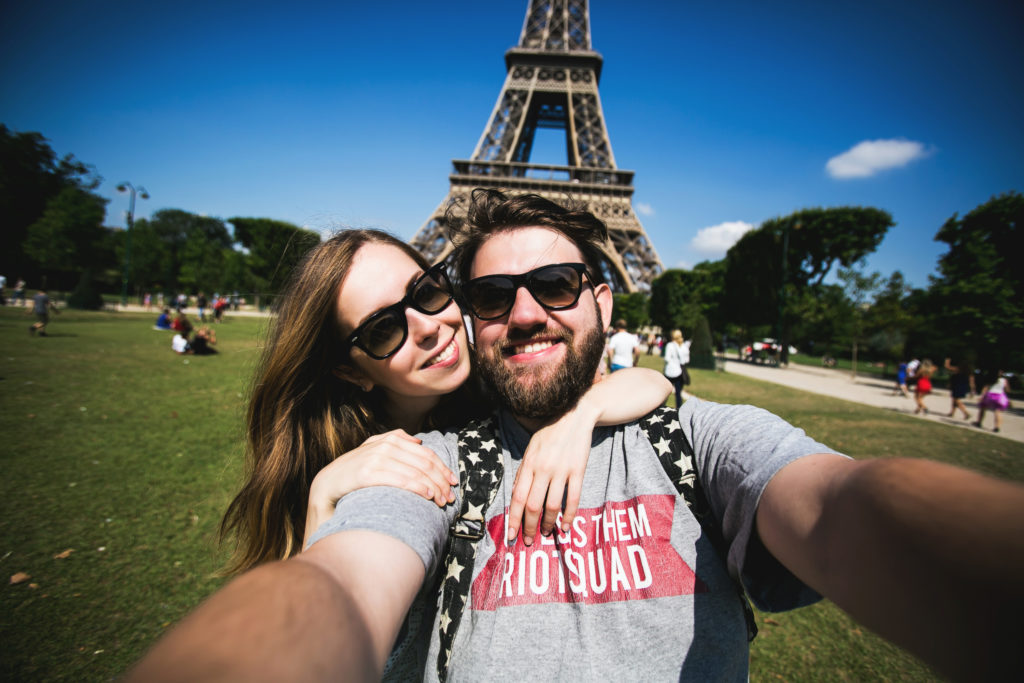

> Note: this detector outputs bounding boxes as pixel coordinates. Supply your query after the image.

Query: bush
[690,316,716,369]
[67,269,104,310]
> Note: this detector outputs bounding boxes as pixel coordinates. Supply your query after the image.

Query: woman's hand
[507,405,596,546]
[302,430,457,548]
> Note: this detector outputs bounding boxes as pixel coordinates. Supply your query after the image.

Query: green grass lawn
[2,310,1019,681]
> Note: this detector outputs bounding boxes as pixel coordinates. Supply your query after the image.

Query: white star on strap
[654,437,672,456]
[464,502,484,522]
[446,558,465,581]
[648,412,663,424]
[667,418,681,432]
[466,451,482,465]
[480,439,496,451]
[439,610,452,633]
[463,430,479,439]
[674,454,693,472]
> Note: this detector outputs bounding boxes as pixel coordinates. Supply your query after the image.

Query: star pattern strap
[639,405,758,641]
[437,416,503,682]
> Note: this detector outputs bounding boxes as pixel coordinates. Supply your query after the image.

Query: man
[129,190,1023,682]
[607,318,639,371]
[29,288,58,336]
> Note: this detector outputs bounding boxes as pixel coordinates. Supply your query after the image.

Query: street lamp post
[117,182,149,307]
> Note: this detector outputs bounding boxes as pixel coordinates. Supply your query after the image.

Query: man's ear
[333,364,374,393]
[594,282,614,329]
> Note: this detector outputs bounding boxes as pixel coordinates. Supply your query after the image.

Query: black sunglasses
[463,262,591,321]
[342,263,454,360]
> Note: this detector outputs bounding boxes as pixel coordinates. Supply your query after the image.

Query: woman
[975,370,1011,433]
[913,359,936,415]
[662,329,691,408]
[220,229,670,679]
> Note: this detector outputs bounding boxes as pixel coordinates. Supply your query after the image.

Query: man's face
[469,226,613,425]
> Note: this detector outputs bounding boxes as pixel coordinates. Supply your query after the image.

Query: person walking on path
[913,359,935,415]
[976,371,1012,433]
[28,289,59,336]
[606,318,639,372]
[663,329,692,407]
[945,357,975,420]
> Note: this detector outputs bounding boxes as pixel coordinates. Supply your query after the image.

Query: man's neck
[510,413,551,434]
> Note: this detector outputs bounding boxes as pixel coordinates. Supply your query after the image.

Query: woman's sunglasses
[342,263,454,360]
[463,262,591,321]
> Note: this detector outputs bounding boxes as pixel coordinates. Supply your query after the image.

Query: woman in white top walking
[662,329,692,407]
[975,370,1012,433]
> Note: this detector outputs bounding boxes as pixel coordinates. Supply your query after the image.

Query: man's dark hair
[447,189,609,286]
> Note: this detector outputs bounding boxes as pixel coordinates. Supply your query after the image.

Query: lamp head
[139,188,150,200]
[116,183,127,193]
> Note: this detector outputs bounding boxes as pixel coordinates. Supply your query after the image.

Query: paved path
[718,354,1023,444]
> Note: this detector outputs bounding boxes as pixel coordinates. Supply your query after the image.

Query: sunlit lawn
[1,309,1019,681]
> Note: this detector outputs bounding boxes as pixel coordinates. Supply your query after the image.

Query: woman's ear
[333,364,374,392]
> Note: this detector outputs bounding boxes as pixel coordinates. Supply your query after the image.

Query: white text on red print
[472,494,706,610]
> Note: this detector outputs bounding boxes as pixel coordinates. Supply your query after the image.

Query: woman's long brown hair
[219,229,465,575]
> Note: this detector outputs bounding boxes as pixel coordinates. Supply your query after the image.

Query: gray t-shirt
[311,399,841,681]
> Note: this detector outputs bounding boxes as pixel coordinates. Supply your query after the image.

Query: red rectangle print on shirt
[472,494,706,610]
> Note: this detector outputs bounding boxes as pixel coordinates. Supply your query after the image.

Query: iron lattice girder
[410,0,664,292]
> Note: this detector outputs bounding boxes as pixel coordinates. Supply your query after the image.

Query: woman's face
[336,241,470,402]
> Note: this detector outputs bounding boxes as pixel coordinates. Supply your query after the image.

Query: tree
[837,266,883,377]
[1,124,99,280]
[23,186,110,295]
[929,192,1024,371]
[230,217,321,305]
[863,272,913,370]
[132,209,233,296]
[649,261,724,339]
[722,206,894,362]
[612,292,648,331]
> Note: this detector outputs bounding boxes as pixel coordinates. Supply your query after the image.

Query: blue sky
[3,0,1021,289]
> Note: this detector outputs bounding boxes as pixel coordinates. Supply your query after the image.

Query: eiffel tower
[410,0,663,292]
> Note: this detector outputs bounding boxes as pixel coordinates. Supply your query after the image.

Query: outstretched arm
[125,530,424,682]
[507,367,671,546]
[757,455,1024,681]
[303,430,457,546]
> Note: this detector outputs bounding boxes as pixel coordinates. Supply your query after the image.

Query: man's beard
[475,311,606,421]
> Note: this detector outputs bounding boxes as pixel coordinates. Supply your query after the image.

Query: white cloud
[635,202,654,216]
[690,221,756,256]
[826,138,928,179]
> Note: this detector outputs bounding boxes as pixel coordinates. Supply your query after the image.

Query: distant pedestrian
[606,319,639,372]
[12,278,26,306]
[143,292,152,310]
[0,274,6,305]
[975,371,1011,433]
[28,289,59,336]
[197,292,208,322]
[663,329,692,408]
[894,360,911,397]
[944,357,975,420]
[913,359,935,415]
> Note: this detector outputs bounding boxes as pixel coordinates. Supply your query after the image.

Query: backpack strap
[638,405,758,641]
[436,416,504,683]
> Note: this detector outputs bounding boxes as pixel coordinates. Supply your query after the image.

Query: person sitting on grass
[171,331,190,355]
[171,312,193,335]
[190,327,218,355]
[155,308,173,330]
